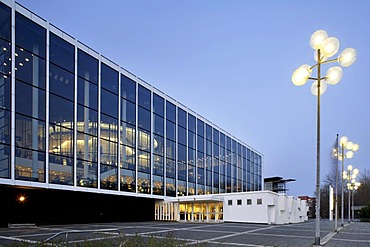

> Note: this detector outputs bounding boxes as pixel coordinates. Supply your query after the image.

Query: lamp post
[338,137,359,226]
[343,166,359,223]
[292,30,356,246]
[350,181,361,221]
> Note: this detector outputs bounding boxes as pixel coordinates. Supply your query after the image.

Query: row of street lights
[291,30,357,246]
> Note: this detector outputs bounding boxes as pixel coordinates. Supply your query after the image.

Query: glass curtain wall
[137,85,151,194]
[14,12,46,182]
[76,49,98,188]
[100,63,119,190]
[48,33,75,185]
[187,114,196,196]
[165,101,176,197]
[196,119,205,195]
[1,1,263,193]
[0,2,11,178]
[205,124,212,194]
[212,129,219,194]
[177,108,187,196]
[120,75,136,192]
[152,93,164,195]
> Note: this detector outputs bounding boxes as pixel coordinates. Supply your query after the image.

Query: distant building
[264,176,296,195]
[299,196,316,219]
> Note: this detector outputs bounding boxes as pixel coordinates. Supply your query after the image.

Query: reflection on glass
[166,178,175,197]
[120,169,135,192]
[153,175,164,195]
[15,147,45,182]
[0,144,10,178]
[138,172,150,194]
[77,160,97,188]
[49,154,72,185]
[100,164,117,190]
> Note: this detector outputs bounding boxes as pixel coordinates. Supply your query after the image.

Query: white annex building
[155,191,308,224]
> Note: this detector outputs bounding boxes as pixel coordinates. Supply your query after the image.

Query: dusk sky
[16,0,370,197]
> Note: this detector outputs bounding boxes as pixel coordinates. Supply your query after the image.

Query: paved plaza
[0,220,369,246]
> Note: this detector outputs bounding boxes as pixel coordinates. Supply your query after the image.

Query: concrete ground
[0,219,369,246]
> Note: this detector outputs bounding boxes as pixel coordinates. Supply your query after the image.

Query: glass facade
[0,1,263,197]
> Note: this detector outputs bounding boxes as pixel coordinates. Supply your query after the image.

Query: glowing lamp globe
[346,151,354,159]
[326,66,343,85]
[321,37,340,58]
[346,141,354,150]
[339,136,348,146]
[347,164,353,171]
[311,80,327,96]
[310,30,328,49]
[338,48,357,67]
[352,143,359,152]
[292,64,311,86]
[353,168,359,175]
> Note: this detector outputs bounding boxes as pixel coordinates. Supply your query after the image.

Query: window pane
[15,47,46,89]
[153,155,164,176]
[100,164,117,190]
[120,144,135,170]
[153,93,164,117]
[166,120,175,140]
[15,114,45,151]
[138,107,150,131]
[77,132,97,162]
[101,63,118,94]
[101,114,118,144]
[49,154,73,185]
[188,114,196,133]
[49,123,73,158]
[154,115,164,136]
[0,3,11,41]
[166,139,175,159]
[77,105,98,135]
[121,74,136,103]
[120,169,135,192]
[153,134,164,156]
[49,93,73,125]
[77,160,97,188]
[16,147,45,182]
[101,88,118,118]
[138,129,150,151]
[0,110,10,145]
[178,126,186,145]
[50,32,75,72]
[100,139,118,165]
[121,99,135,125]
[166,101,176,123]
[138,172,150,194]
[188,131,195,149]
[15,12,46,58]
[166,159,176,178]
[15,80,46,120]
[0,144,10,178]
[121,122,135,147]
[178,108,186,128]
[77,77,98,109]
[197,119,204,137]
[138,150,150,173]
[49,63,74,101]
[166,178,176,197]
[78,49,98,84]
[138,85,150,110]
[153,175,164,195]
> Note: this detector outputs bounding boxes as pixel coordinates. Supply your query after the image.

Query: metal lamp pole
[292,30,357,245]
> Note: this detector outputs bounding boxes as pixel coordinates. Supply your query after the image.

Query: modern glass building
[0,0,262,225]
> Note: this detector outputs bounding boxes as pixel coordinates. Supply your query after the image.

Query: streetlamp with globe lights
[338,136,359,226]
[343,165,359,223]
[292,30,356,245]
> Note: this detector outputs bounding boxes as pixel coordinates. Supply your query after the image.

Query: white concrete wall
[221,191,308,225]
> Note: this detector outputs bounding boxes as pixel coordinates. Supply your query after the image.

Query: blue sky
[16,0,370,196]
